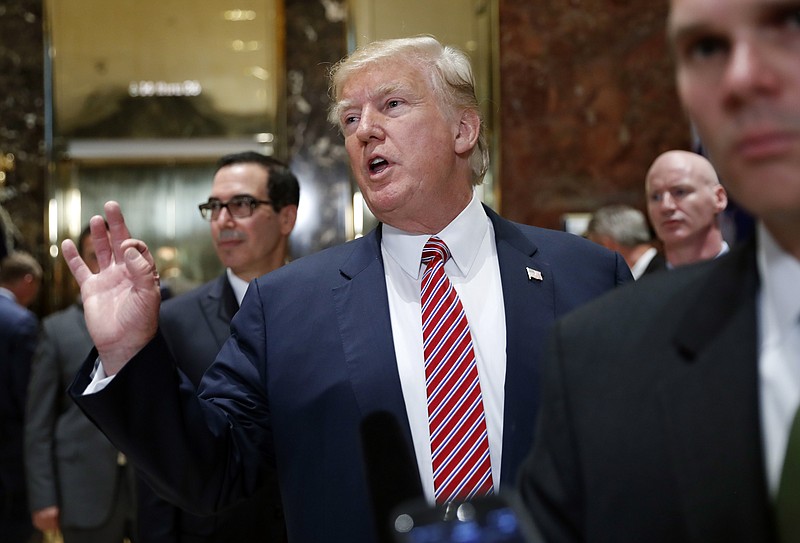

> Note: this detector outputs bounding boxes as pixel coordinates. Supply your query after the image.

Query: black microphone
[360,410,425,543]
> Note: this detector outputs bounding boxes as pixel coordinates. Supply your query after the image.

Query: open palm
[62,201,161,374]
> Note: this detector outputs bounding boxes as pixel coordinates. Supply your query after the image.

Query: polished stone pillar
[0,0,46,313]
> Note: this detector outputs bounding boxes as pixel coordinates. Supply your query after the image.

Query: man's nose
[355,106,385,141]
[659,193,676,211]
[721,39,780,104]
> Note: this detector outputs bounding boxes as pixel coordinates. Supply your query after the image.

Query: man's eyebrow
[667,19,708,48]
[334,81,411,119]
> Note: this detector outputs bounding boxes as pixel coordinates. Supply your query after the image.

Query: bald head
[646,150,719,190]
[645,150,728,266]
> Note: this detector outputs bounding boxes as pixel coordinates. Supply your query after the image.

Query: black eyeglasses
[198,195,272,221]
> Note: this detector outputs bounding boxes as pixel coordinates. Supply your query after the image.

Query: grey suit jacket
[25,303,132,528]
[519,238,777,542]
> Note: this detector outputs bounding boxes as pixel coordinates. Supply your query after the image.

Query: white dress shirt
[630,246,658,280]
[758,223,800,497]
[381,192,506,503]
[226,268,249,306]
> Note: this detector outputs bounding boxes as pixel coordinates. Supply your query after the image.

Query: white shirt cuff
[83,357,115,394]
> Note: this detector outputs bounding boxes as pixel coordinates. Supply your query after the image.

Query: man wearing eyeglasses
[137,151,297,543]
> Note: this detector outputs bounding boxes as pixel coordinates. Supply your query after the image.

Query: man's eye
[343,115,358,125]
[230,198,251,210]
[387,99,401,109]
[686,36,728,60]
[777,7,800,30]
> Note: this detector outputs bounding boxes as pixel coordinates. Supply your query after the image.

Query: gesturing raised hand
[61,201,161,375]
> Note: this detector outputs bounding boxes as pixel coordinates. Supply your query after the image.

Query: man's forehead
[338,59,428,99]
[666,0,721,40]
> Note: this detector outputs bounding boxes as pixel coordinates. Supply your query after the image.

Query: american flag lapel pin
[526,267,543,281]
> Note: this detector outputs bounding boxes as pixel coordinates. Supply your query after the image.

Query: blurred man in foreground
[520,0,800,541]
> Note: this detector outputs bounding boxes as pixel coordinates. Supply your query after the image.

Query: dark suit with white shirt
[519,238,778,542]
[71,206,630,542]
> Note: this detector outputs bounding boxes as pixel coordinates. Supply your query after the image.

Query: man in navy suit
[64,36,630,542]
[138,152,298,542]
[0,251,42,542]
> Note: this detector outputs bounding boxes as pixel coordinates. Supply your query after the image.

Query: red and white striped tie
[420,236,493,504]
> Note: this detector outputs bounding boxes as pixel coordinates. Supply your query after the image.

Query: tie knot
[422,236,450,266]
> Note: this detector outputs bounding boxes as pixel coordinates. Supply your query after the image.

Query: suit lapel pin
[526,267,543,281]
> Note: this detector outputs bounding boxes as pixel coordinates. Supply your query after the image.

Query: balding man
[645,149,728,268]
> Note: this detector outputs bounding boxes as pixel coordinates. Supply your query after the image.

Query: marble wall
[498,0,690,229]
[0,0,46,313]
[0,0,45,259]
[0,0,690,313]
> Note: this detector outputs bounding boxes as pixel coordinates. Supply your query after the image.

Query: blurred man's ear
[714,184,728,214]
[278,205,298,236]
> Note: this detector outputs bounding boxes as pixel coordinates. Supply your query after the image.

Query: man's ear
[454,108,480,155]
[278,205,298,236]
[714,184,728,214]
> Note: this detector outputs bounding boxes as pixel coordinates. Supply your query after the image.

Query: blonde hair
[328,36,489,184]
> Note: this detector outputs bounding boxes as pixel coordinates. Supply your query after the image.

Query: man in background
[138,151,298,542]
[25,225,137,543]
[645,149,729,267]
[0,251,42,542]
[586,204,665,279]
[520,0,800,541]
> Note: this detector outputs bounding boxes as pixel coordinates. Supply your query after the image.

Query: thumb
[123,244,158,289]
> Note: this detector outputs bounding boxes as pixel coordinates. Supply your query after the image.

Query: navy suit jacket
[71,207,630,542]
[138,275,286,542]
[0,294,38,533]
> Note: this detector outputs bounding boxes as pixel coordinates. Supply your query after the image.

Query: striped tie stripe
[421,236,494,504]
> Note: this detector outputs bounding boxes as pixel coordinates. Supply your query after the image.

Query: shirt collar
[758,222,800,334]
[226,268,250,306]
[382,192,489,280]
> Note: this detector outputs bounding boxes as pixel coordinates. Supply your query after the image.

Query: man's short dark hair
[0,251,43,284]
[215,151,300,212]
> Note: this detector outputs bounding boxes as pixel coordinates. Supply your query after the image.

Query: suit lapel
[659,240,775,540]
[486,207,555,487]
[199,274,238,348]
[331,228,410,434]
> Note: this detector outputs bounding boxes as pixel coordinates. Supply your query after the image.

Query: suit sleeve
[24,320,61,512]
[69,289,274,516]
[518,320,585,543]
[11,314,37,417]
[614,252,634,286]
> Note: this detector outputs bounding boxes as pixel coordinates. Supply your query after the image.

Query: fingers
[104,201,133,266]
[90,214,113,269]
[61,239,92,287]
[121,239,159,289]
